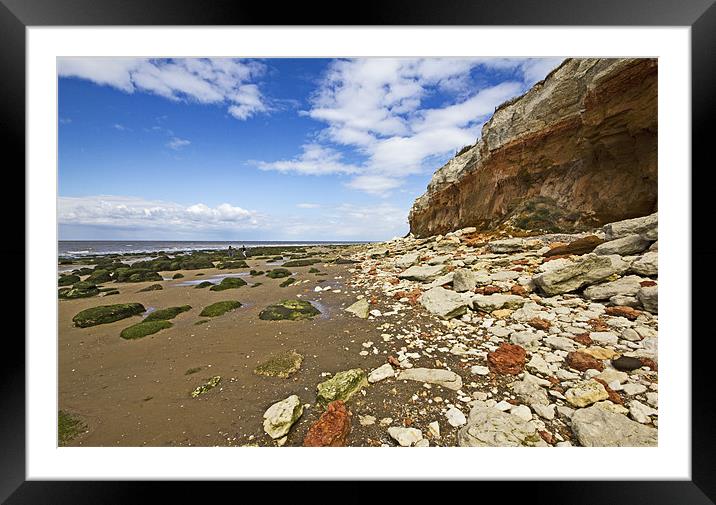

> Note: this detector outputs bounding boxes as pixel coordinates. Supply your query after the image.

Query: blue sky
[58,57,563,241]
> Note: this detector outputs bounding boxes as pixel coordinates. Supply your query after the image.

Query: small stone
[565,380,610,407]
[445,407,467,427]
[263,395,304,439]
[487,343,527,375]
[428,421,441,439]
[359,415,376,426]
[470,365,490,376]
[566,351,605,372]
[510,404,532,421]
[345,298,370,318]
[368,363,395,384]
[612,356,643,372]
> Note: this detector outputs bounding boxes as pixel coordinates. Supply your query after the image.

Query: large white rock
[571,404,657,446]
[638,285,658,313]
[630,251,658,276]
[532,254,626,296]
[445,407,467,427]
[398,265,445,282]
[397,368,463,390]
[472,293,527,311]
[388,427,423,447]
[603,212,657,241]
[395,252,420,269]
[345,298,370,318]
[593,234,651,256]
[452,269,477,292]
[368,363,395,384]
[457,405,547,447]
[584,275,643,300]
[420,286,471,319]
[263,395,304,439]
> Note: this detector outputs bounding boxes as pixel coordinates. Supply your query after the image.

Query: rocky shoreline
[284,211,658,447]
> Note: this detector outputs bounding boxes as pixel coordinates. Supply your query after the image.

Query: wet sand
[59,254,418,447]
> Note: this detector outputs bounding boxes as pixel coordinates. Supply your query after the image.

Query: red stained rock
[566,351,605,372]
[572,333,594,346]
[594,378,623,405]
[487,343,527,375]
[510,284,528,296]
[388,356,401,367]
[543,235,604,257]
[605,306,641,321]
[588,318,610,332]
[303,400,351,447]
[640,280,657,287]
[477,285,503,295]
[538,430,554,444]
[527,317,552,331]
[639,357,658,371]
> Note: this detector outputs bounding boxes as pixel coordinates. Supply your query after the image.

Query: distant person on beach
[227,245,235,257]
[241,245,247,258]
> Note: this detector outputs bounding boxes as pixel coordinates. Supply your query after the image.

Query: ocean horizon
[58,239,372,258]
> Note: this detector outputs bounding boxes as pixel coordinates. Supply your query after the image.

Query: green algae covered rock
[279,277,296,287]
[190,376,221,397]
[217,260,249,269]
[138,283,163,292]
[143,305,191,322]
[258,300,320,321]
[120,320,172,340]
[85,268,112,283]
[254,350,304,378]
[199,300,242,317]
[114,268,162,283]
[58,274,80,286]
[282,258,319,267]
[172,273,185,279]
[316,369,368,407]
[59,282,100,299]
[72,303,145,328]
[265,268,291,279]
[58,410,86,445]
[209,277,247,291]
[195,281,213,289]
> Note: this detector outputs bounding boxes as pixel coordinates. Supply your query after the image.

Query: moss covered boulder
[120,320,172,340]
[316,369,368,407]
[143,305,191,322]
[249,270,264,276]
[172,273,185,279]
[138,283,163,292]
[266,268,291,279]
[114,268,162,283]
[258,300,320,321]
[85,268,112,283]
[72,303,145,328]
[59,281,100,299]
[279,277,296,288]
[58,274,80,286]
[217,260,249,269]
[195,281,213,289]
[308,267,321,274]
[209,277,247,291]
[254,350,304,378]
[199,300,242,317]
[282,258,319,267]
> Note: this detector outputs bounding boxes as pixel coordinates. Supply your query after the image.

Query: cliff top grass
[258,299,320,321]
[120,320,172,340]
[73,303,145,328]
[58,410,86,446]
[217,260,249,269]
[143,305,192,322]
[199,300,242,317]
[209,277,247,291]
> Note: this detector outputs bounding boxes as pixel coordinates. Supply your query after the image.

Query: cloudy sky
[58,57,563,241]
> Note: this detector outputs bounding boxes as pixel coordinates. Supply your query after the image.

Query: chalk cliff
[408,58,657,237]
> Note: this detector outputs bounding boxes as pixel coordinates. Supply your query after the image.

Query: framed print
[5,0,715,502]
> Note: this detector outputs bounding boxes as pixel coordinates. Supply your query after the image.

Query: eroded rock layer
[409,58,657,237]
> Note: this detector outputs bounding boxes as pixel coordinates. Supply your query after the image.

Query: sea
[58,240,368,259]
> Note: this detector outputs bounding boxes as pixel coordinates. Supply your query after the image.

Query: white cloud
[113,123,130,131]
[58,195,260,232]
[166,137,191,150]
[58,58,269,120]
[253,144,360,175]
[296,203,321,209]
[258,57,563,194]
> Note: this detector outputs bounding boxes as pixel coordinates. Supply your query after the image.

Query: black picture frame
[5,0,714,503]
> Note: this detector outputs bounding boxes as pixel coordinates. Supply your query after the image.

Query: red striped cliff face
[408,58,657,237]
